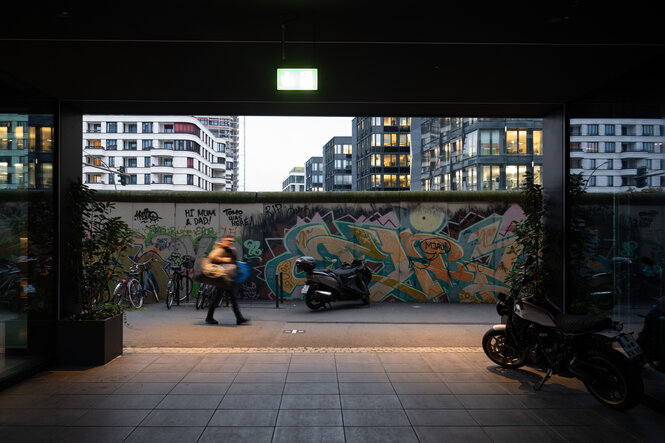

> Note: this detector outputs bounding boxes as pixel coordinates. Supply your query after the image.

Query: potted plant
[56,180,132,366]
[506,171,547,300]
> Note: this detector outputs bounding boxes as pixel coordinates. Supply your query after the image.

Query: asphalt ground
[123,300,498,349]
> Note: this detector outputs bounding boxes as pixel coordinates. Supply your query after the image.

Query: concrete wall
[111,194,524,303]
[108,192,665,304]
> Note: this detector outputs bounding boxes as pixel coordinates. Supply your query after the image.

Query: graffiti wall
[111,199,525,303]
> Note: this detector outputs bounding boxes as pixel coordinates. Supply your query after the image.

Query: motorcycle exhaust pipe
[314,290,333,302]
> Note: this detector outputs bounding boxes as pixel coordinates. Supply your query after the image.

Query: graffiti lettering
[134,208,162,224]
[223,208,250,226]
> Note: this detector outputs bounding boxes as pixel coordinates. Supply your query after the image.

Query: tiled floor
[0,350,663,442]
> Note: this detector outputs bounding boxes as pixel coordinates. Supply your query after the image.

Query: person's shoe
[236,317,250,325]
[205,318,218,324]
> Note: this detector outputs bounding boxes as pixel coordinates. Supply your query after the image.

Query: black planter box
[56,314,123,366]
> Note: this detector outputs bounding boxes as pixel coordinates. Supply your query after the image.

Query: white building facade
[82,115,235,191]
[570,119,665,192]
[282,166,305,192]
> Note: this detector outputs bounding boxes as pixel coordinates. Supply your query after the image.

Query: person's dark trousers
[206,287,223,322]
[228,283,244,321]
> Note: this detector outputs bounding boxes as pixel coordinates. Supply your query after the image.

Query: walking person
[205,235,250,325]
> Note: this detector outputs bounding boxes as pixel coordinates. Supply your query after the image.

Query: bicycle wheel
[128,279,143,308]
[179,276,192,302]
[196,284,206,309]
[112,282,126,305]
[166,280,175,309]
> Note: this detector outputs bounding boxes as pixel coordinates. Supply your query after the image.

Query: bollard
[280,272,284,304]
[275,273,280,308]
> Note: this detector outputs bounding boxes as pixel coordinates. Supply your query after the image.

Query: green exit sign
[277,68,318,90]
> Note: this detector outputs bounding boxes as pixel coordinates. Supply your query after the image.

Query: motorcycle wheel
[305,290,325,310]
[482,329,527,368]
[581,349,643,411]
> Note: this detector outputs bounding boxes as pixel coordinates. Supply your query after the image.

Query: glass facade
[567,117,665,349]
[0,113,55,385]
[420,118,543,191]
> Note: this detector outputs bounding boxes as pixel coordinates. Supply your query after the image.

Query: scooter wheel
[305,292,325,310]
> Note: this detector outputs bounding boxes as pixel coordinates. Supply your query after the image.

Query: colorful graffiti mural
[110,200,525,303]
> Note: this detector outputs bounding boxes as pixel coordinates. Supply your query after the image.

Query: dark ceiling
[2,1,665,116]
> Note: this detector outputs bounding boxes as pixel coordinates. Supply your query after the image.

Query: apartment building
[323,136,353,191]
[82,115,234,191]
[420,118,544,191]
[282,166,305,192]
[305,156,324,192]
[354,117,411,191]
[569,119,665,192]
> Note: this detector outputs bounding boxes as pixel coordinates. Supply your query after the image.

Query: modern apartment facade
[305,156,323,192]
[0,114,53,189]
[420,118,544,191]
[323,136,353,191]
[282,166,305,192]
[194,116,240,191]
[569,119,665,192]
[82,115,234,192]
[354,117,411,191]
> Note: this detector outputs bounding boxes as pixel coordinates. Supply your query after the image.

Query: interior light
[277,68,318,91]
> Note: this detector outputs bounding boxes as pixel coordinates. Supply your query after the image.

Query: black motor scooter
[295,256,372,310]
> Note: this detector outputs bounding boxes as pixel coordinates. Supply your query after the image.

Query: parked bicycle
[195,282,226,310]
[166,262,193,309]
[133,256,159,305]
[113,267,142,308]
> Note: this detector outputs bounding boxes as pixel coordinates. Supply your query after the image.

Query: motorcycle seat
[555,313,612,333]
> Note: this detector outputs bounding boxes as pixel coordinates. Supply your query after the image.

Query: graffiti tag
[134,208,162,224]
[223,208,251,226]
[243,239,263,261]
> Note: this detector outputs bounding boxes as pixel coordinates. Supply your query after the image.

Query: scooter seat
[555,313,612,333]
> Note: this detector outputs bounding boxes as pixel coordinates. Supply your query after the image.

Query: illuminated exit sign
[277,68,318,90]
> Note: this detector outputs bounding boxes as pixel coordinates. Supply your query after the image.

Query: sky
[239,116,354,191]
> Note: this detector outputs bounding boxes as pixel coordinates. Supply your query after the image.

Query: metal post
[275,273,280,308]
[280,272,284,304]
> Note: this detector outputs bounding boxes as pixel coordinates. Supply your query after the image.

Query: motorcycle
[482,274,645,410]
[637,296,665,373]
[295,256,372,310]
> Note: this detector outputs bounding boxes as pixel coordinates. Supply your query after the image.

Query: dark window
[163,157,173,167]
[644,142,655,152]
[163,141,174,150]
[142,139,153,150]
[124,140,137,150]
[87,123,101,133]
[164,175,173,184]
[124,123,137,133]
[144,173,151,184]
[125,158,137,168]
[587,124,599,136]
[106,122,117,133]
[142,122,153,133]
[604,124,615,136]
[108,157,115,167]
[604,142,615,153]
[129,174,137,184]
[106,139,117,150]
[187,174,194,185]
[587,142,599,153]
[144,157,151,167]
[163,124,174,133]
[187,157,194,168]
[643,125,654,136]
